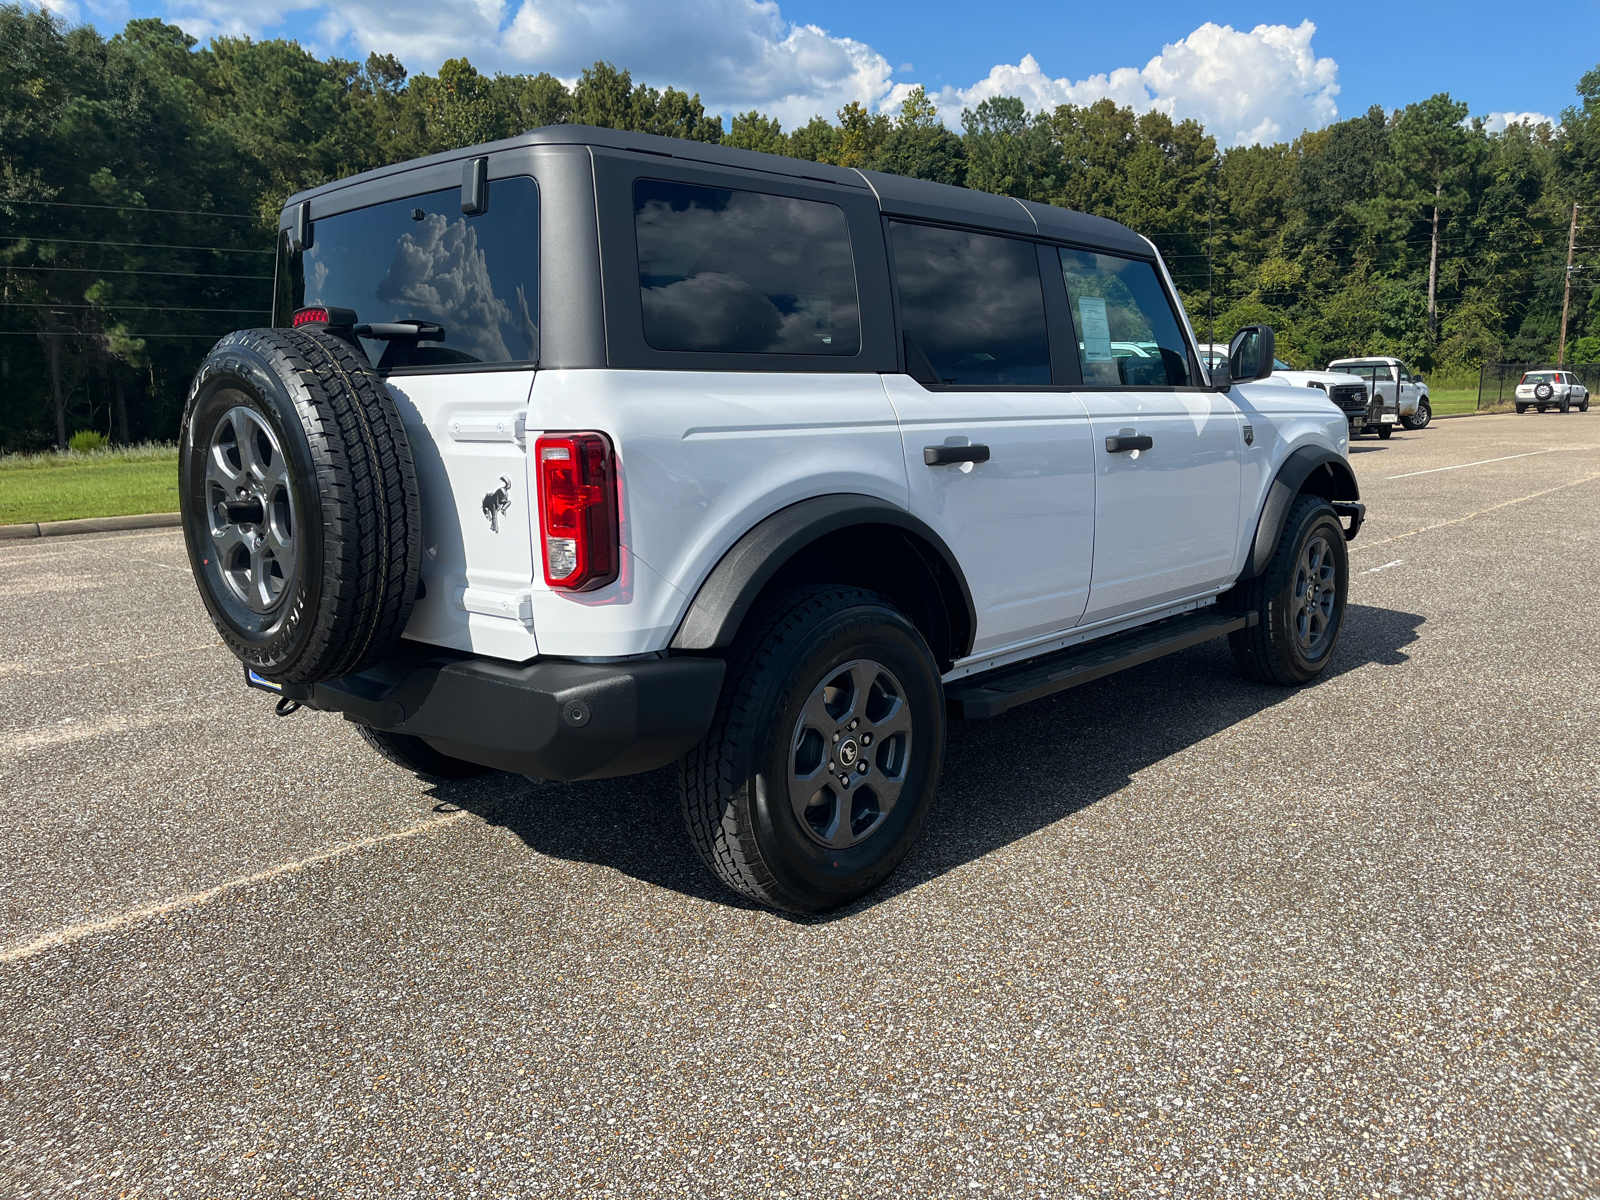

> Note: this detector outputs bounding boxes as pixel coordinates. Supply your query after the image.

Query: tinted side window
[890,222,1051,387]
[1058,248,1194,387]
[633,179,860,355]
[276,178,539,368]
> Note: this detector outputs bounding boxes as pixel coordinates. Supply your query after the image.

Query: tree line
[2,2,1597,450]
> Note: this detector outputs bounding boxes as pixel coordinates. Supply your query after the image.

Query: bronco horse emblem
[482,476,512,533]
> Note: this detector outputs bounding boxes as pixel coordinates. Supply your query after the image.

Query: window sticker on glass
[1077,296,1113,363]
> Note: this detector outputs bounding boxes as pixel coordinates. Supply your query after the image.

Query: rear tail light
[535,432,619,591]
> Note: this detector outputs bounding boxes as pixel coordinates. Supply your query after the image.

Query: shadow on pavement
[440,603,1424,917]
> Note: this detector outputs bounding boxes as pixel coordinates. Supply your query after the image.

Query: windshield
[274,178,539,368]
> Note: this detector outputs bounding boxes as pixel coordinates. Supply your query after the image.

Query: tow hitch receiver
[243,665,309,715]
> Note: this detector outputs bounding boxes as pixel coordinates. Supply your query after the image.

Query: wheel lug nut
[857,762,868,774]
[827,761,834,772]
[849,719,859,730]
[832,733,840,743]
[860,734,872,746]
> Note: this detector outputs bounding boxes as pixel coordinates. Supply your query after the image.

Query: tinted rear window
[633,179,860,355]
[890,222,1051,387]
[275,178,539,367]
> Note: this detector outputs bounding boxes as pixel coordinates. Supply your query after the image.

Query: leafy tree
[963,96,1055,200]
[725,111,789,155]
[1386,93,1482,339]
[875,86,965,185]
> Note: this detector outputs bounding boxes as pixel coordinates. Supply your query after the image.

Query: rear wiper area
[353,320,450,370]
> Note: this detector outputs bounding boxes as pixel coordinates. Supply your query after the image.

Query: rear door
[1056,247,1243,624]
[885,221,1096,656]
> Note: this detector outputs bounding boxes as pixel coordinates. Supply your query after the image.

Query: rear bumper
[288,645,725,781]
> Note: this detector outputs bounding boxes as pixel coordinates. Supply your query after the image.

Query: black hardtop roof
[281,124,1151,257]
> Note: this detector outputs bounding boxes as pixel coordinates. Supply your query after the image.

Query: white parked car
[179,127,1364,913]
[1198,344,1389,437]
[1514,370,1590,414]
[1326,357,1432,430]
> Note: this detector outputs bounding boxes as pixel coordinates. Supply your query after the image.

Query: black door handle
[924,444,991,466]
[1105,435,1153,454]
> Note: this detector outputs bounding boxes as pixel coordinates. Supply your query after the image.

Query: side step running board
[945,608,1259,719]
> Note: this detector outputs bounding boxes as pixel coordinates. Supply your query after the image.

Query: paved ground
[1,413,1597,1198]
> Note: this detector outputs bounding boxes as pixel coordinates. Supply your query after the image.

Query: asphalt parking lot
[2,413,1597,1198]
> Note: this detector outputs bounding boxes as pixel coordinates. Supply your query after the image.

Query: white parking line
[0,811,472,963]
[1387,450,1558,479]
[1352,472,1600,552]
[1364,559,1405,574]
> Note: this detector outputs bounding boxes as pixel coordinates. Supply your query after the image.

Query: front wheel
[1377,424,1394,439]
[1402,399,1432,429]
[680,586,946,913]
[1226,495,1349,686]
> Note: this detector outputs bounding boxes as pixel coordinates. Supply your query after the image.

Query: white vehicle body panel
[884,374,1096,654]
[1075,389,1243,623]
[386,371,542,662]
[517,369,908,659]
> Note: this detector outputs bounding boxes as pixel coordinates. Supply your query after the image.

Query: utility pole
[1206,159,1215,347]
[1558,202,1579,367]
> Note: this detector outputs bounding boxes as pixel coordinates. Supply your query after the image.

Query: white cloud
[1483,110,1556,133]
[134,1,1344,147]
[933,21,1340,147]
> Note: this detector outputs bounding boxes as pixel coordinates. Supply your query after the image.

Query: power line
[1,199,260,220]
[0,236,274,255]
[3,266,272,280]
[1,302,272,313]
[0,331,240,338]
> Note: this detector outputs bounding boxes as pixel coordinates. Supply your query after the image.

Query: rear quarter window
[275,177,539,368]
[633,179,860,356]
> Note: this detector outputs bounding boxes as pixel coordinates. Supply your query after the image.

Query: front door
[1055,247,1243,624]
[887,222,1097,655]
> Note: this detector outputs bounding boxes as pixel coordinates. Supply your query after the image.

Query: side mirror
[1224,325,1276,386]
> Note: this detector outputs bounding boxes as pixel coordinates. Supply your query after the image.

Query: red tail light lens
[292,307,329,327]
[535,432,619,591]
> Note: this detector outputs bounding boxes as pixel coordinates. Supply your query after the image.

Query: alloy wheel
[206,405,296,613]
[1292,534,1337,657]
[788,659,913,849]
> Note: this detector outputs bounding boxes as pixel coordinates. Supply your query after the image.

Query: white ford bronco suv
[180,127,1364,912]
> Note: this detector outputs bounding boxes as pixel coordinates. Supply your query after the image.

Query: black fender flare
[1241,446,1360,580]
[668,494,977,657]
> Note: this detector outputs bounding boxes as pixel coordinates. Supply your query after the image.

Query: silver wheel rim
[788,658,913,850]
[1292,534,1337,656]
[206,405,296,614]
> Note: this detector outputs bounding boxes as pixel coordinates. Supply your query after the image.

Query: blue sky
[46,0,1600,145]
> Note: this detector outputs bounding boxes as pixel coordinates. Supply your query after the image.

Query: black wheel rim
[788,658,913,850]
[1292,535,1338,657]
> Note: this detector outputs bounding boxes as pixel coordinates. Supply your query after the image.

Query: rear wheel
[1560,397,1572,413]
[1516,404,1528,414]
[1582,398,1591,413]
[1402,399,1432,429]
[680,586,945,913]
[1227,495,1349,687]
[354,725,488,779]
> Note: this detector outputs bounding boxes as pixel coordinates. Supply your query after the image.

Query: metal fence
[1478,363,1600,409]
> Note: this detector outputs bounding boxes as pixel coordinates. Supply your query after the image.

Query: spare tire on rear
[179,327,421,685]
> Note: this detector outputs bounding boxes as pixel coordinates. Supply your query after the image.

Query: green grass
[1428,389,1481,416]
[0,443,179,524]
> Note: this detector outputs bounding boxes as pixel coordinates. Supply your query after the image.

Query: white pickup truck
[1327,357,1432,430]
[178,126,1364,912]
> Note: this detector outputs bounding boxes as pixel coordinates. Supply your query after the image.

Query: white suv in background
[1515,370,1590,414]
[179,126,1364,913]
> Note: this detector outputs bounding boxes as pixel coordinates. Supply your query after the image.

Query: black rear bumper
[289,645,725,781]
